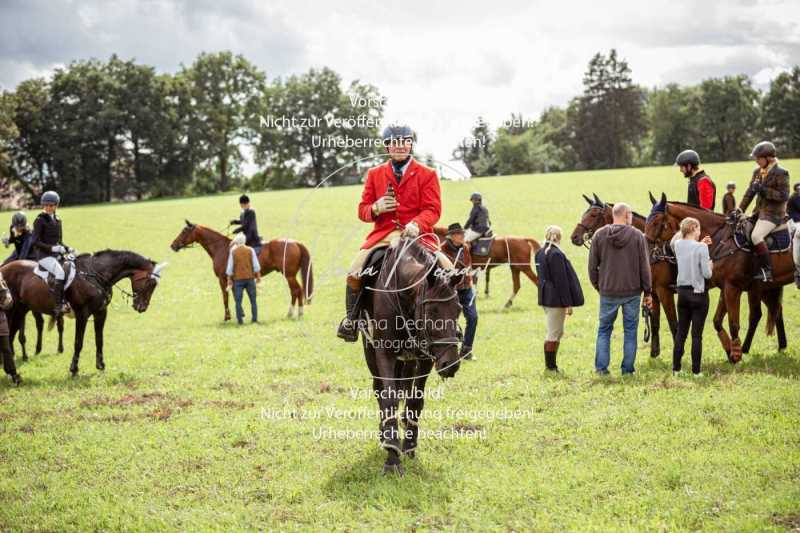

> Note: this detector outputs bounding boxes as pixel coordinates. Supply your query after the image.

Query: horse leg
[741,290,761,354]
[712,292,732,356]
[504,268,521,309]
[70,312,89,376]
[219,277,231,321]
[484,267,491,297]
[649,290,662,357]
[33,312,43,355]
[1,336,20,385]
[17,314,27,362]
[57,316,64,353]
[286,275,301,319]
[776,306,787,351]
[375,353,404,476]
[402,359,432,458]
[93,308,107,370]
[724,287,743,363]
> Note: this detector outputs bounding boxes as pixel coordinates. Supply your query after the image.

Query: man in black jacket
[231,194,262,256]
[31,191,73,317]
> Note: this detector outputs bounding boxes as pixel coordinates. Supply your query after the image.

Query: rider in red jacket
[676,150,716,210]
[337,124,446,342]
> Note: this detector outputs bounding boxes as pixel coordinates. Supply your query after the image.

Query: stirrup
[336,317,358,342]
[754,268,773,282]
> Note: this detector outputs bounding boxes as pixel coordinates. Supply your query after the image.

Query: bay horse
[358,237,463,475]
[644,194,791,362]
[0,273,21,385]
[433,226,540,308]
[570,193,677,357]
[2,257,64,360]
[170,221,314,320]
[1,250,166,376]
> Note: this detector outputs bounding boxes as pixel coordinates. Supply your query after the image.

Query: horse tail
[765,287,783,336]
[298,242,314,303]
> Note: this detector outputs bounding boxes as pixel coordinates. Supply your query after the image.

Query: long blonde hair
[543,225,562,254]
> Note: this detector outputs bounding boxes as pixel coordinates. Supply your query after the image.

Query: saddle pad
[470,237,494,256]
[33,261,76,289]
[734,227,792,254]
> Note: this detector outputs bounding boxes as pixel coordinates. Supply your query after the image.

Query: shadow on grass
[322,445,453,508]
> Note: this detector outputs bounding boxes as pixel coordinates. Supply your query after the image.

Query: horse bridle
[79,260,161,306]
[414,290,462,361]
[576,206,606,248]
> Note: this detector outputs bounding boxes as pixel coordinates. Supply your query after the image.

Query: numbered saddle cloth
[33,260,76,289]
[470,235,494,256]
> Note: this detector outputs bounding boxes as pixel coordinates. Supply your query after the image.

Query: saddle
[33,259,77,289]
[470,230,494,256]
[732,216,792,254]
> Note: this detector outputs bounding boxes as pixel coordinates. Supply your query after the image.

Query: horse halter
[414,289,462,361]
[576,206,605,248]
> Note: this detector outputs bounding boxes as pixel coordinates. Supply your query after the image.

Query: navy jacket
[788,192,800,222]
[535,245,584,308]
[3,227,34,264]
[465,204,491,234]
[231,208,261,248]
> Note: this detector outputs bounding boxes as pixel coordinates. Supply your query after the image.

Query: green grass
[1,160,799,531]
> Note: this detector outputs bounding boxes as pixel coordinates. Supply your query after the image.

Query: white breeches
[464,229,483,243]
[38,257,65,280]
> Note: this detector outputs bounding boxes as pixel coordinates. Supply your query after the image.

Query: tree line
[453,49,800,177]
[0,52,384,206]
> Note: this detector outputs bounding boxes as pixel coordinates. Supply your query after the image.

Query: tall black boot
[544,341,559,372]
[51,279,66,318]
[753,243,773,282]
[336,285,361,342]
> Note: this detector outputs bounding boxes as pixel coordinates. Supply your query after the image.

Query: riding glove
[402,221,420,238]
[51,245,66,254]
[372,195,398,216]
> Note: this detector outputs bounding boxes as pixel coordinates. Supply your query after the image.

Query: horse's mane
[379,239,445,293]
[78,249,155,269]
[196,224,230,240]
[658,200,726,220]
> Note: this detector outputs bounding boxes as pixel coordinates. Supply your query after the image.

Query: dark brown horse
[2,256,63,359]
[645,194,791,362]
[1,250,165,376]
[0,273,21,385]
[570,193,677,357]
[170,221,314,320]
[358,238,463,475]
[433,226,540,308]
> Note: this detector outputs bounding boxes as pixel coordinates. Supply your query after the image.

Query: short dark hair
[239,194,250,204]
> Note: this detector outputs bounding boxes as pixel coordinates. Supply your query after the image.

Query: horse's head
[388,239,464,378]
[645,192,674,243]
[130,262,167,313]
[571,193,611,246]
[170,220,198,251]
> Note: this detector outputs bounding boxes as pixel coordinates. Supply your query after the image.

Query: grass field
[1,160,799,531]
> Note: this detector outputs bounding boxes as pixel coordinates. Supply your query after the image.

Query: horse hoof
[22,355,28,363]
[12,374,21,386]
[503,301,512,309]
[70,367,78,377]
[96,362,105,371]
[58,347,64,354]
[404,449,416,459]
[382,463,404,477]
[650,348,660,358]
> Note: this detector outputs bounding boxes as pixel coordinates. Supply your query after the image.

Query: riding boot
[544,341,559,372]
[460,344,475,361]
[51,279,66,318]
[753,243,773,282]
[337,278,363,342]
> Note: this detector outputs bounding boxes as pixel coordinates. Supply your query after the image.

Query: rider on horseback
[734,141,791,283]
[2,212,34,264]
[337,124,451,342]
[676,150,716,210]
[31,191,73,317]
[464,192,491,243]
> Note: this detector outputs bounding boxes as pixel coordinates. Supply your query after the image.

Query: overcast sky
[1,0,798,168]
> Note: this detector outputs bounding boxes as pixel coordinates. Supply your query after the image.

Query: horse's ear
[184,219,194,228]
[582,194,593,205]
[660,192,667,205]
[593,193,601,205]
[649,191,657,205]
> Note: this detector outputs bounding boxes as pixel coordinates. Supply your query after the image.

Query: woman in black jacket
[534,226,584,372]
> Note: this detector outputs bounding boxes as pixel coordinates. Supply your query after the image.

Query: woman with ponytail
[534,225,584,372]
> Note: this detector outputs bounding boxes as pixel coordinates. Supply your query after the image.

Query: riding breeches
[464,229,482,243]
[38,256,65,280]
[751,219,778,246]
[348,230,454,280]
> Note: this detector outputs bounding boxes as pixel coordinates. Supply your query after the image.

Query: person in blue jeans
[225,233,261,324]
[440,223,478,361]
[588,203,652,375]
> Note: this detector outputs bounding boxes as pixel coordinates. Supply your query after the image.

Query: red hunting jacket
[358,158,442,251]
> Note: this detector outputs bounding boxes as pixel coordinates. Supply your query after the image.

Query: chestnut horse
[433,226,539,309]
[170,221,314,320]
[570,193,677,357]
[645,194,791,362]
[1,250,165,375]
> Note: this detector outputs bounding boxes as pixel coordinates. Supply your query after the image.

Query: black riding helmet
[675,149,700,167]
[750,141,777,159]
[11,211,27,227]
[382,124,415,146]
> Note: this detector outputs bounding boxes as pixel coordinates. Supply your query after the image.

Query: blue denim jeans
[233,279,257,323]
[458,287,478,349]
[595,294,640,374]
